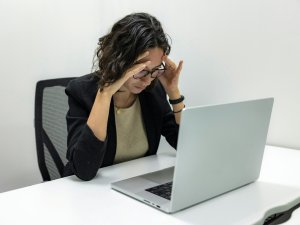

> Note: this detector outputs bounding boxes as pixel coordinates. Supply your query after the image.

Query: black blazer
[63,73,179,181]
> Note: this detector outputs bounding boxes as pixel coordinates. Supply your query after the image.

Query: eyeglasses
[133,63,165,79]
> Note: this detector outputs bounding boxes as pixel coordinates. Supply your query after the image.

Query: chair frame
[34,77,75,181]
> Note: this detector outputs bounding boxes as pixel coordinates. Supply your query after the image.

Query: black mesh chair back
[34,77,76,181]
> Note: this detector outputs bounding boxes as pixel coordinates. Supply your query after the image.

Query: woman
[63,12,185,181]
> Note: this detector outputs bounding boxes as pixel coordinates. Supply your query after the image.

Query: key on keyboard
[145,182,173,200]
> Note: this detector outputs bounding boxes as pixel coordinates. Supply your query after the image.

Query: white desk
[0,145,300,225]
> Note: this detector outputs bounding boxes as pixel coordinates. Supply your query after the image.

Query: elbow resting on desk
[64,146,106,181]
[65,157,101,181]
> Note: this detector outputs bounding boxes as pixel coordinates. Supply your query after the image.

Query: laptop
[111,98,274,213]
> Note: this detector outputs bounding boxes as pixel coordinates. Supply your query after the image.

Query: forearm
[167,89,184,124]
[87,90,112,141]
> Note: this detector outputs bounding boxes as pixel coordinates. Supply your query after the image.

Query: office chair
[34,77,76,181]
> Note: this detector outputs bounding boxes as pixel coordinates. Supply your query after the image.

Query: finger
[135,51,150,63]
[176,60,183,74]
[126,61,151,78]
[164,55,177,70]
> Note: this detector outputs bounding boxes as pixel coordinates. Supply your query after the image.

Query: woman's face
[122,47,164,94]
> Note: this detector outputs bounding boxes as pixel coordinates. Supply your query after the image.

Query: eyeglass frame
[133,62,166,79]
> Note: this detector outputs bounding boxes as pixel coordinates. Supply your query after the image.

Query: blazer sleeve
[161,111,179,149]
[155,83,179,149]
[65,79,108,181]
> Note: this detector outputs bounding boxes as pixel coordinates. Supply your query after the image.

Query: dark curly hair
[93,12,171,91]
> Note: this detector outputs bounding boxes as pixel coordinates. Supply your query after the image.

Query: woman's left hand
[158,55,183,97]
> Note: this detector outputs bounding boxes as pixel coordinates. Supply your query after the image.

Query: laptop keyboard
[145,182,173,200]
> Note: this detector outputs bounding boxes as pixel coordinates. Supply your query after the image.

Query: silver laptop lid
[170,98,274,212]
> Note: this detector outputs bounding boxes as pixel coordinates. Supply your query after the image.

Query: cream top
[113,97,149,164]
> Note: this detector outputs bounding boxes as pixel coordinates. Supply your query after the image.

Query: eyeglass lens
[134,64,165,79]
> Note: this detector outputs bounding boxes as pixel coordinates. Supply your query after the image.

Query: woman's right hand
[100,51,151,96]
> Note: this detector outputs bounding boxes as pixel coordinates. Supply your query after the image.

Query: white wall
[0,0,299,192]
[0,0,105,192]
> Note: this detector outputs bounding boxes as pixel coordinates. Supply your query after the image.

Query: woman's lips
[136,84,147,89]
[135,86,144,90]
